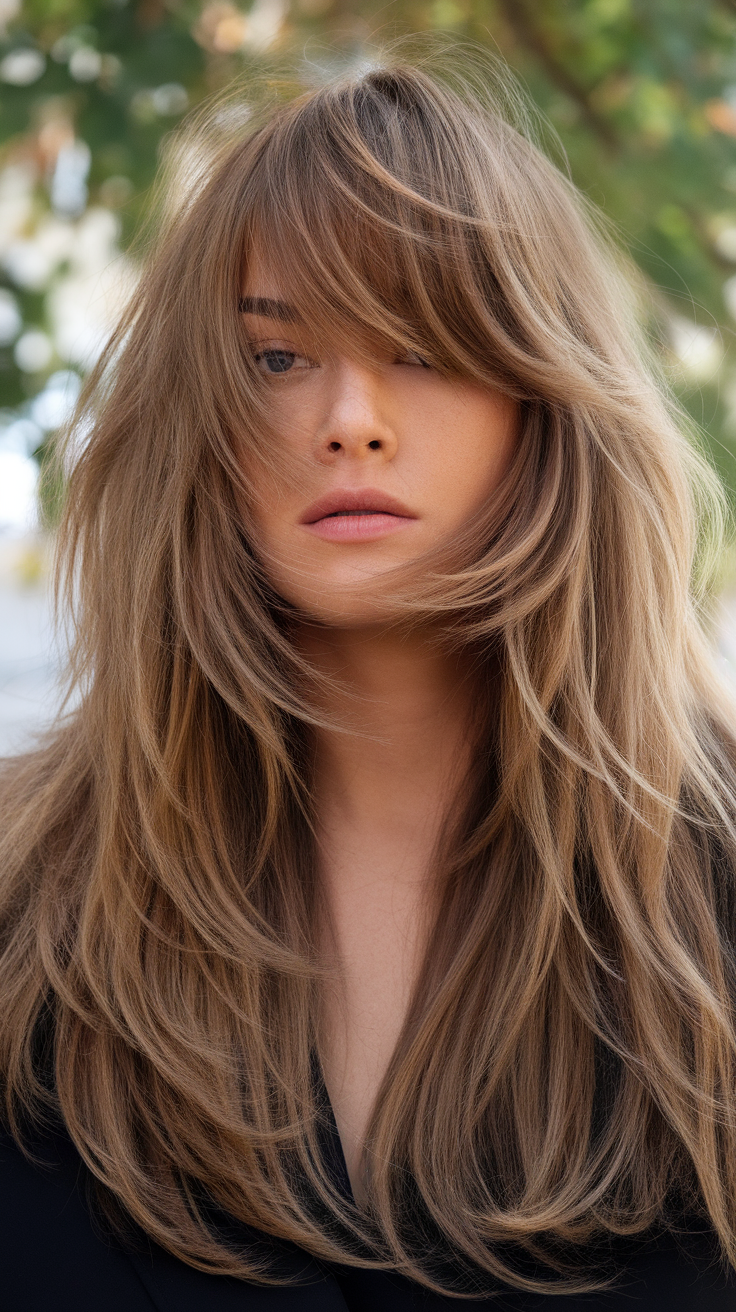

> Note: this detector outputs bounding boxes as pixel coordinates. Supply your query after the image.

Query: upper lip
[300,488,417,524]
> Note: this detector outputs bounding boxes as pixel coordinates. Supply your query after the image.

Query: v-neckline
[313,1056,356,1204]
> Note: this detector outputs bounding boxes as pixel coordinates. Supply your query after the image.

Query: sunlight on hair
[2,39,736,1299]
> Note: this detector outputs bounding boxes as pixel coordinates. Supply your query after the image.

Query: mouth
[299,488,418,542]
[322,509,383,517]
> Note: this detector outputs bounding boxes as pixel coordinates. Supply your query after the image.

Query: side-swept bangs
[239,65,639,408]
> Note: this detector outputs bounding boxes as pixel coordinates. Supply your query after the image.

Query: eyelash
[250,345,432,376]
[252,348,312,376]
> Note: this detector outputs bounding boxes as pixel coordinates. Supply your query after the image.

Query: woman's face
[241,256,519,627]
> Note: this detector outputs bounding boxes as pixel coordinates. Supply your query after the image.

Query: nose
[313,360,399,465]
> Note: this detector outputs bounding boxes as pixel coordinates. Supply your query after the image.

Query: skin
[241,254,519,1195]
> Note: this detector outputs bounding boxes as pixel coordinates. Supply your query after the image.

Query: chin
[272,575,407,629]
[295,596,403,629]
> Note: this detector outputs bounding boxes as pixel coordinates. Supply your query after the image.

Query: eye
[397,349,431,369]
[253,348,313,376]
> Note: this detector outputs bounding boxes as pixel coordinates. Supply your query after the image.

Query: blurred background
[2,0,736,752]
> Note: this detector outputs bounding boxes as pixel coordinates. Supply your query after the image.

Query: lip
[299,488,419,543]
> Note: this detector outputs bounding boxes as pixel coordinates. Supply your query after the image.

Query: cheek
[425,393,519,521]
[486,405,519,489]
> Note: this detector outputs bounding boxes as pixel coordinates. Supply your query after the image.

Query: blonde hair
[2,43,736,1296]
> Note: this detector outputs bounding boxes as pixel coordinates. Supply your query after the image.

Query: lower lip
[302,512,416,542]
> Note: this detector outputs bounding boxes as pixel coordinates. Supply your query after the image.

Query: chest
[317,838,433,1192]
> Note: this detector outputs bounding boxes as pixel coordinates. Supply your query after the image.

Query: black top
[1,1110,735,1312]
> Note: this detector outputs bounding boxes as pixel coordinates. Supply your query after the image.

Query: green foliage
[1,0,736,507]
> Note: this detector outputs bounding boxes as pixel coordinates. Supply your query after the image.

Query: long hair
[2,43,736,1295]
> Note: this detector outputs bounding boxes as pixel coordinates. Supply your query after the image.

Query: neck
[298,621,490,1194]
[300,622,483,862]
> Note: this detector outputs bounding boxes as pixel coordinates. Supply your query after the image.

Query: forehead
[240,243,314,336]
[239,239,392,363]
[241,244,285,301]
[237,221,487,383]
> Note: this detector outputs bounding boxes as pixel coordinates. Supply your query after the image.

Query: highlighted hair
[2,44,736,1294]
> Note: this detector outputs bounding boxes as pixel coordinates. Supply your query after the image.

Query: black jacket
[2,1119,735,1312]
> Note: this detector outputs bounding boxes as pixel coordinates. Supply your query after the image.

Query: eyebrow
[238,296,299,321]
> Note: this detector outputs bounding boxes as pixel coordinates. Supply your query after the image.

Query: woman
[1,46,735,1310]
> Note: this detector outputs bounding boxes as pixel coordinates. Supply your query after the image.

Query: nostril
[368,440,381,450]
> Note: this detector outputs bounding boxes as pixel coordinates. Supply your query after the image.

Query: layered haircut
[2,44,736,1296]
